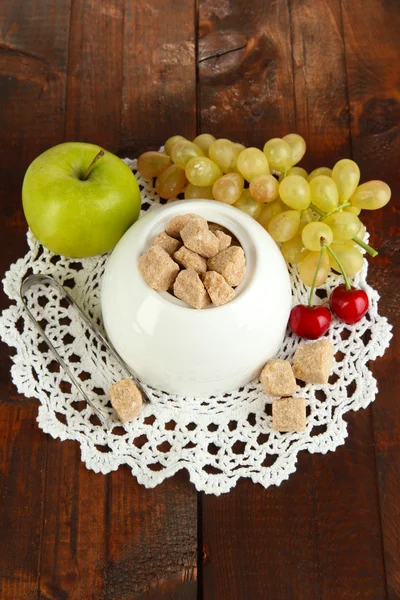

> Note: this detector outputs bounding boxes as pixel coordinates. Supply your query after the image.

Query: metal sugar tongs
[20,274,148,429]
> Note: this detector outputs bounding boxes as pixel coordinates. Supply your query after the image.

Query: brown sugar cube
[138,245,179,291]
[166,213,208,239]
[203,271,235,307]
[154,231,182,256]
[209,222,231,235]
[215,229,232,251]
[272,397,306,432]
[173,269,210,309]
[207,246,246,287]
[293,339,334,384]
[174,246,207,274]
[261,359,297,397]
[110,378,143,423]
[180,220,220,258]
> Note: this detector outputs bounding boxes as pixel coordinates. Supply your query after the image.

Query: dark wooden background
[1,1,399,598]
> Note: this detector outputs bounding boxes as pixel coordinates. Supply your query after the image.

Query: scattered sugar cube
[207,246,246,286]
[173,269,210,309]
[181,221,220,258]
[261,359,297,397]
[174,246,207,274]
[203,271,235,306]
[215,229,232,251]
[154,231,182,256]
[138,245,180,291]
[293,339,334,384]
[166,213,208,239]
[272,397,306,432]
[110,378,143,423]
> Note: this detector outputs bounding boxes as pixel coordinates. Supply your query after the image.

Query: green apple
[22,142,141,257]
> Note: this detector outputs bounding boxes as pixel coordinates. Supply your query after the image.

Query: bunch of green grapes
[137,134,391,287]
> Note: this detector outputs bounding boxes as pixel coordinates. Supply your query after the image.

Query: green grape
[328,244,364,276]
[344,205,361,216]
[309,175,339,212]
[287,166,308,179]
[137,151,172,179]
[164,135,186,156]
[299,250,330,286]
[350,180,391,210]
[184,183,214,200]
[236,147,270,182]
[323,212,361,240]
[234,189,263,219]
[209,138,240,173]
[302,221,333,251]
[357,222,366,241]
[234,143,246,153]
[250,174,279,203]
[298,208,319,232]
[155,165,187,199]
[308,166,332,181]
[282,133,306,166]
[332,158,360,202]
[280,235,306,264]
[279,175,311,210]
[268,210,300,242]
[171,140,204,168]
[212,173,244,205]
[193,133,216,154]
[185,156,222,186]
[257,199,284,230]
[263,138,292,173]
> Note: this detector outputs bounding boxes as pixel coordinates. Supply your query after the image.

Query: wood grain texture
[120,0,197,154]
[200,1,392,598]
[0,2,70,599]
[65,0,124,151]
[340,1,400,597]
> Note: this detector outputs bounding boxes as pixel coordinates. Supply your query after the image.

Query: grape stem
[308,242,326,308]
[352,235,378,257]
[310,203,325,217]
[325,202,351,217]
[325,244,351,291]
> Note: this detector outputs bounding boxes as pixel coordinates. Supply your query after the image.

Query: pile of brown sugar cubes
[261,339,334,432]
[138,214,246,308]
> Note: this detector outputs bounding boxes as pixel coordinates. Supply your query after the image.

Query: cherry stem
[82,149,105,180]
[352,235,378,257]
[325,244,352,291]
[308,243,325,308]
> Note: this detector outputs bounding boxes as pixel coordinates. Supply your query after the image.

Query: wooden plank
[200,1,387,598]
[340,0,400,597]
[104,469,197,599]
[120,0,197,153]
[64,0,124,152]
[104,2,199,598]
[0,1,71,598]
[38,442,108,600]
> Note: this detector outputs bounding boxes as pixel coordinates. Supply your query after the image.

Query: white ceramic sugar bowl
[101,200,291,397]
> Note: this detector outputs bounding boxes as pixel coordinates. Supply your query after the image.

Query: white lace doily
[0,158,393,495]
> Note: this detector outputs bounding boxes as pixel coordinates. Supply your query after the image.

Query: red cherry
[330,285,369,324]
[289,304,332,339]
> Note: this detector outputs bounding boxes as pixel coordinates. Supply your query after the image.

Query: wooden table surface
[1,1,399,598]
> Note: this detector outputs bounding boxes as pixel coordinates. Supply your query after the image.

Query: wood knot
[198,31,247,78]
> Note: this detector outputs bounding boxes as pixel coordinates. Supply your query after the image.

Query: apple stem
[325,244,352,291]
[352,235,378,257]
[308,243,325,308]
[82,149,105,180]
